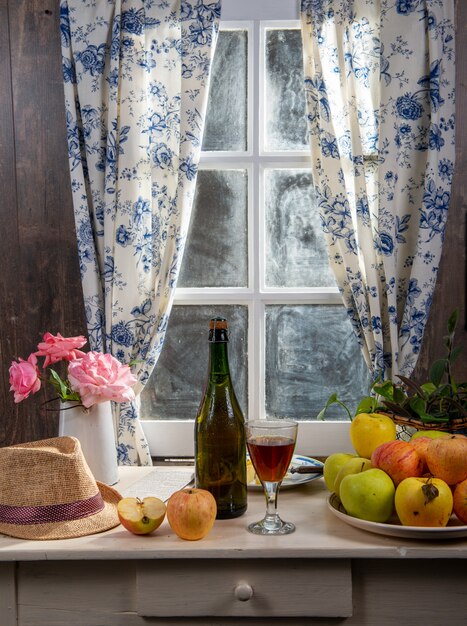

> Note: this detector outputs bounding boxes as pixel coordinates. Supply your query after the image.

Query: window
[140,0,370,457]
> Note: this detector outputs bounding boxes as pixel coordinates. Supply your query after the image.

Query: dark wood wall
[0,1,465,447]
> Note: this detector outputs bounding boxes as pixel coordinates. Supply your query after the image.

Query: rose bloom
[9,354,41,403]
[68,351,137,408]
[35,332,87,367]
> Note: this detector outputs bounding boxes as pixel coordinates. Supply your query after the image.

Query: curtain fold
[61,0,220,464]
[301,0,455,381]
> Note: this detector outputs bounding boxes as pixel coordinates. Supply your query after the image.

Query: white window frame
[142,0,354,458]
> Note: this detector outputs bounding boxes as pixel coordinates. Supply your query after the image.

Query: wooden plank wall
[0,1,465,447]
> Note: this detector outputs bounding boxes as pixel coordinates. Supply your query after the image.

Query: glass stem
[262,481,282,530]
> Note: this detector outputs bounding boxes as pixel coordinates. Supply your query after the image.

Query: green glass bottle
[194,317,247,519]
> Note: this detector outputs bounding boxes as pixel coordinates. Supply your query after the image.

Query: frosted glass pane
[202,30,248,152]
[265,305,370,421]
[265,169,335,288]
[264,29,308,151]
[141,306,248,421]
[178,169,248,287]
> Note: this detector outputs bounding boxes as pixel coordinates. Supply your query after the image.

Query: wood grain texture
[0,2,465,448]
[0,0,86,447]
[0,562,17,626]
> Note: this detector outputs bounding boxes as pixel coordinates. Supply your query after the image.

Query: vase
[58,401,119,485]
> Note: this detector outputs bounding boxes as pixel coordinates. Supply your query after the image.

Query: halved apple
[117,496,166,535]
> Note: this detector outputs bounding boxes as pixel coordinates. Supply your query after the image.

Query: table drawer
[137,558,352,618]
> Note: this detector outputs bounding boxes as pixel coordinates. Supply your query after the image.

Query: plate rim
[247,454,323,491]
[327,492,467,539]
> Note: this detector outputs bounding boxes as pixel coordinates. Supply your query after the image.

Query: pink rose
[36,332,87,367]
[9,354,41,403]
[68,351,137,408]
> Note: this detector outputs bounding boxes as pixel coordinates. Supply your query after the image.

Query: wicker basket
[387,413,467,435]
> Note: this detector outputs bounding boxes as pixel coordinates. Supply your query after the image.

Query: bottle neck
[208,341,230,378]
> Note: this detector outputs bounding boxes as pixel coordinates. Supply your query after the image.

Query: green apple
[323,452,356,491]
[339,468,395,523]
[410,430,449,440]
[334,457,373,498]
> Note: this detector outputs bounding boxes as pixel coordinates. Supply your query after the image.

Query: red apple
[453,478,467,524]
[117,496,166,535]
[409,436,432,473]
[425,434,467,485]
[167,488,217,541]
[371,440,424,486]
[395,477,453,527]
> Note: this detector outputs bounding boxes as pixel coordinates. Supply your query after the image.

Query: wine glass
[245,419,298,535]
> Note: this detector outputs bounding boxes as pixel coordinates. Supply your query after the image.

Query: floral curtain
[61,0,220,464]
[300,0,455,381]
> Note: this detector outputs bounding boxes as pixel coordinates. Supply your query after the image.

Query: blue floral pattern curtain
[61,0,220,464]
[301,0,455,381]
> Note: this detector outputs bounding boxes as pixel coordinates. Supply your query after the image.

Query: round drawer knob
[235,582,253,602]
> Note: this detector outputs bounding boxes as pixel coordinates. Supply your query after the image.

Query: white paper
[122,468,194,503]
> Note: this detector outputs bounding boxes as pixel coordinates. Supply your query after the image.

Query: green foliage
[48,369,81,403]
[372,309,466,425]
[319,309,466,426]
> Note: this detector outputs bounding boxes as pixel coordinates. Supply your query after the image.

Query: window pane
[265,305,370,421]
[141,305,248,421]
[178,169,248,287]
[265,169,335,288]
[264,29,308,151]
[202,30,248,152]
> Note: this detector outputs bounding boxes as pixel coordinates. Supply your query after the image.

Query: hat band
[0,492,105,525]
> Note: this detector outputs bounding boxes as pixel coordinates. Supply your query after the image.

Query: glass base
[247,518,296,536]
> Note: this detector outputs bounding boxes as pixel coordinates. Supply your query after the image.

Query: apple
[410,430,449,440]
[349,412,397,459]
[167,488,217,541]
[323,452,356,491]
[409,436,432,473]
[339,468,395,523]
[395,477,453,527]
[371,440,424,486]
[333,457,372,498]
[117,496,166,535]
[453,478,467,524]
[425,434,467,485]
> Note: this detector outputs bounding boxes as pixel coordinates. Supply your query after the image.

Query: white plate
[328,492,467,540]
[248,455,323,491]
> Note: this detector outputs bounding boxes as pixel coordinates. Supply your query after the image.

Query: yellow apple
[349,412,396,459]
[333,457,372,498]
[323,452,356,491]
[339,468,395,523]
[167,488,217,541]
[117,496,166,535]
[395,477,453,527]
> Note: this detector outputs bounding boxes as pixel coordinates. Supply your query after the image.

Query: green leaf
[49,369,69,398]
[421,382,437,396]
[430,359,447,386]
[409,396,431,421]
[355,396,376,415]
[373,381,395,401]
[447,308,459,335]
[316,393,337,420]
[393,387,407,404]
[450,346,463,364]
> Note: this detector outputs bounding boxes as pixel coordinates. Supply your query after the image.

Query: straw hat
[0,436,122,540]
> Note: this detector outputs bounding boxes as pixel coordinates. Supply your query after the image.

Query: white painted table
[0,466,466,626]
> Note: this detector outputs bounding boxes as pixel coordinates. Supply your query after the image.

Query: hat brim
[0,482,122,541]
